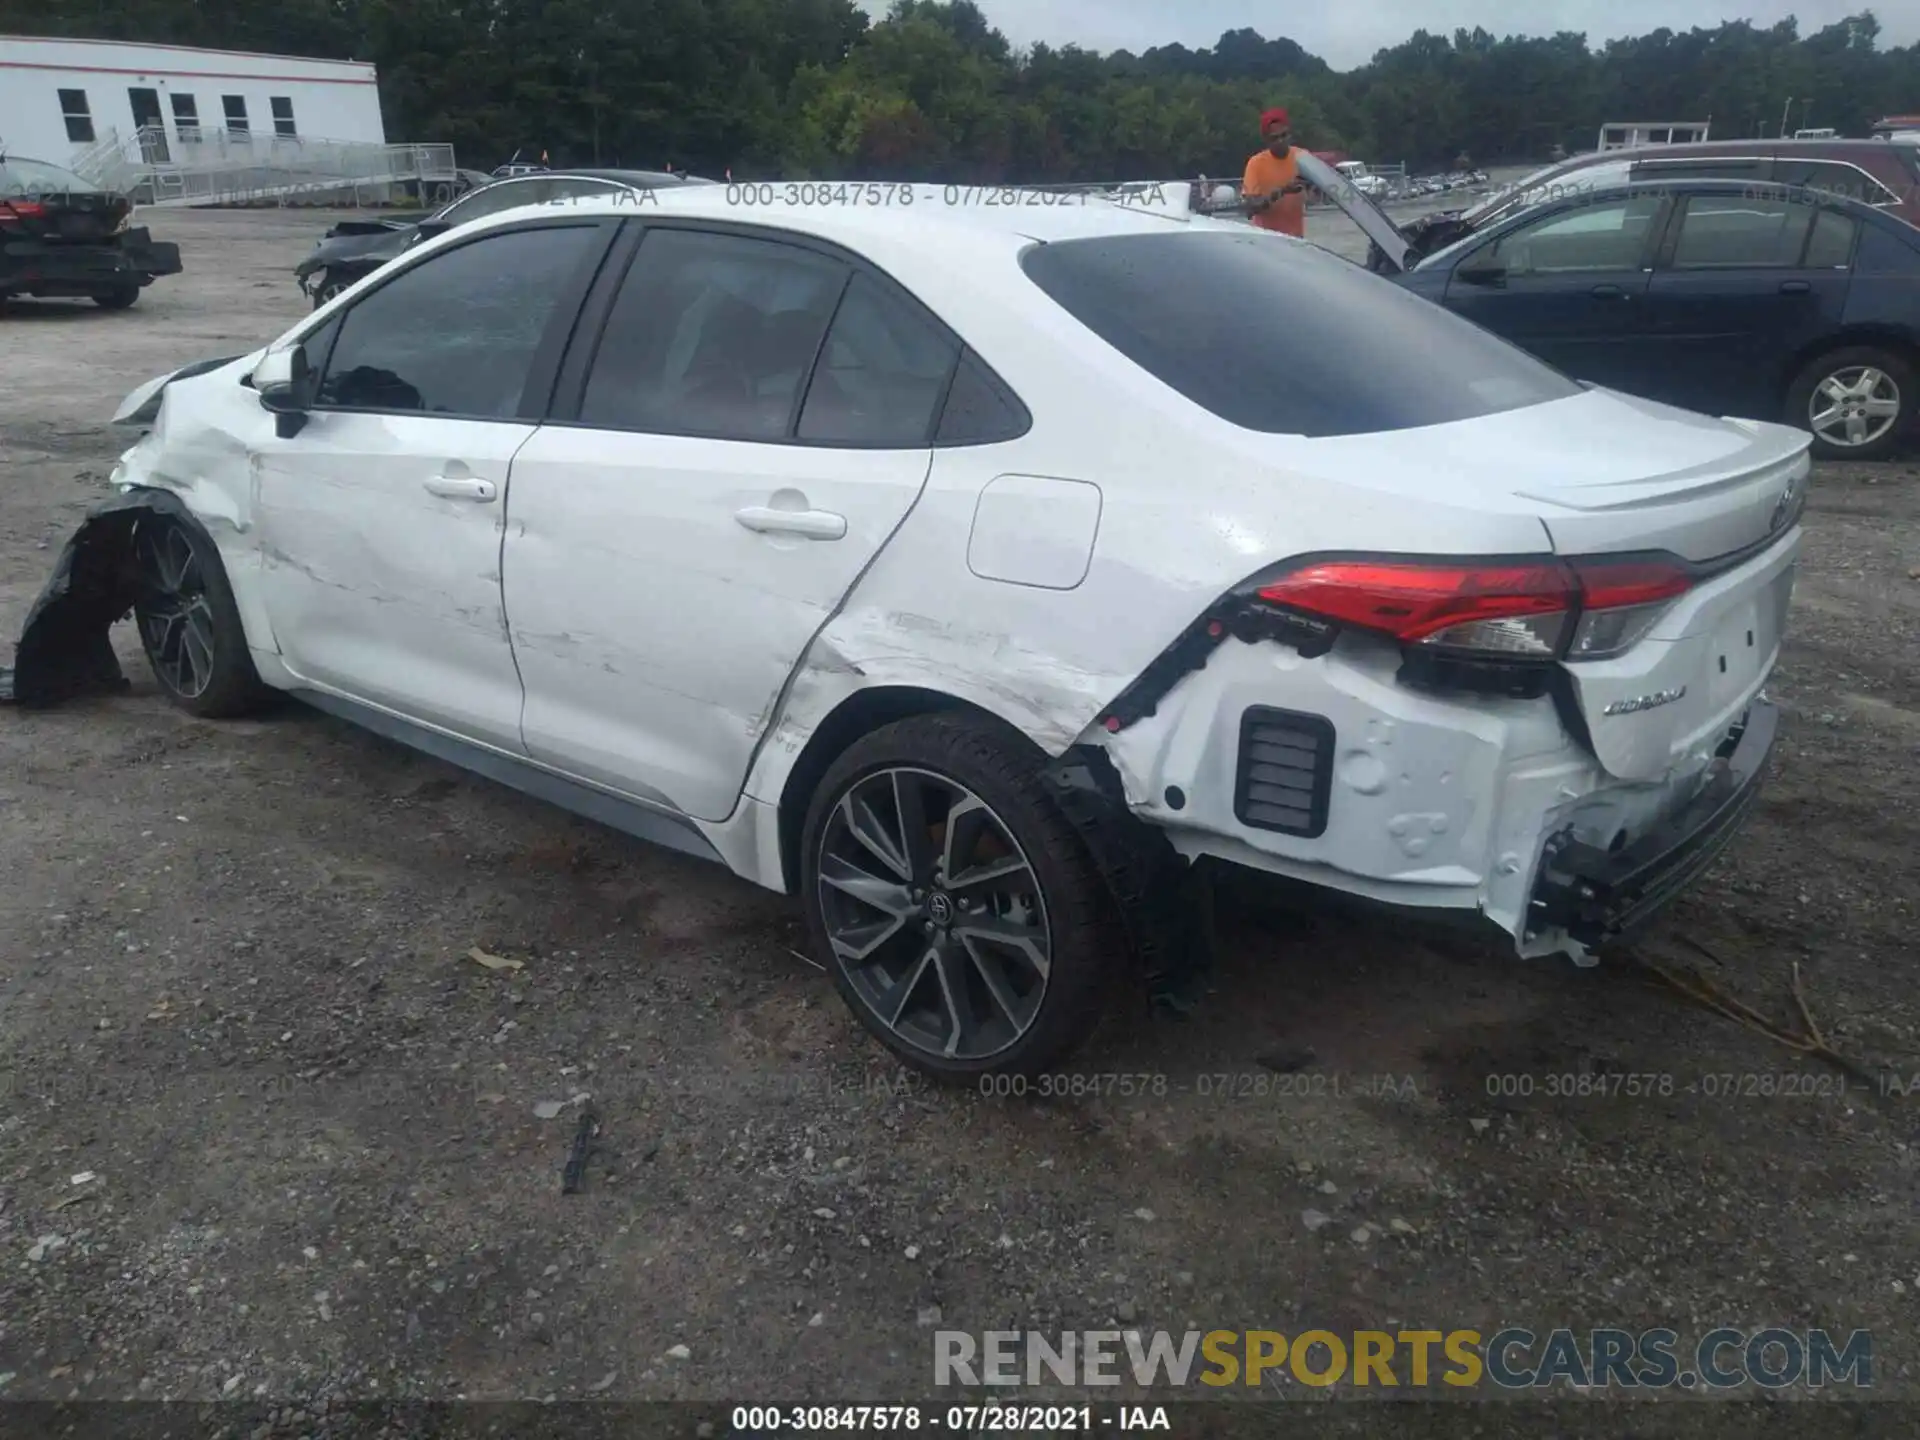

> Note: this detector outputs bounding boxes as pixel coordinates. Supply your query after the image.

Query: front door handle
[734,505,847,540]
[1779,279,1812,295]
[1589,283,1628,299]
[424,474,497,502]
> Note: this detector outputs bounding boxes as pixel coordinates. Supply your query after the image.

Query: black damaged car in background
[0,154,182,311]
[294,168,709,306]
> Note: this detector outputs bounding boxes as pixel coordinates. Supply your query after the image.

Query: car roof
[474,167,690,189]
[426,183,1278,319]
[526,183,1237,247]
[551,167,697,186]
[1555,174,1886,210]
[1571,137,1915,164]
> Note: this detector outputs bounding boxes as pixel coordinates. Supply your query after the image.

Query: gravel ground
[1,207,1917,1432]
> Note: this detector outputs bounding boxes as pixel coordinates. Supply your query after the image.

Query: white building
[1597,120,1712,151]
[0,34,385,167]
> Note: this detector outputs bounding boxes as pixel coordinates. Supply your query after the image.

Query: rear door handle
[1589,283,1628,299]
[1779,280,1812,294]
[734,505,847,541]
[423,474,497,502]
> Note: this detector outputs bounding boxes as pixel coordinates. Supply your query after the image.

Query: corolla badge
[1604,687,1688,717]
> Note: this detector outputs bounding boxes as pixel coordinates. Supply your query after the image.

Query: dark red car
[0,153,181,310]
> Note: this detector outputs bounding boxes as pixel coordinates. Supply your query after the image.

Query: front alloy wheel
[818,767,1051,1063]
[134,521,218,701]
[129,515,270,718]
[801,714,1116,1079]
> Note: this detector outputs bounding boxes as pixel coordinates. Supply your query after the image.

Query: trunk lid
[1303,387,1809,782]
[1459,389,1807,783]
[1319,386,1811,564]
[1563,530,1797,782]
[1294,151,1411,271]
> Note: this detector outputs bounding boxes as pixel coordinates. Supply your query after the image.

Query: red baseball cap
[1261,108,1291,133]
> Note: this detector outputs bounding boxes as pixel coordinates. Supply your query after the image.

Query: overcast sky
[873,2,1920,71]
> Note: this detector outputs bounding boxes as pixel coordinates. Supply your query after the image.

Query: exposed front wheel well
[775,686,1009,892]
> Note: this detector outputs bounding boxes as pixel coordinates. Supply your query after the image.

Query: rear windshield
[1020,231,1579,437]
[0,157,102,196]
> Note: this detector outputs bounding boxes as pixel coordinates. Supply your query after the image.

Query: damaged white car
[3,187,1807,1078]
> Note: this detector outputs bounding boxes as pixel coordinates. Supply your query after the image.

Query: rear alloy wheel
[131,516,270,718]
[310,274,347,309]
[1788,346,1915,461]
[93,284,141,310]
[801,714,1116,1080]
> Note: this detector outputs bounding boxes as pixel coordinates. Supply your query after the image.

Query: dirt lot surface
[2,208,1917,1434]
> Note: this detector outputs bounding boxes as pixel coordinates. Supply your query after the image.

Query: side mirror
[414,218,452,244]
[1457,260,1507,286]
[254,344,315,438]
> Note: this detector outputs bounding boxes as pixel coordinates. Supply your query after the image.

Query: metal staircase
[69,125,457,208]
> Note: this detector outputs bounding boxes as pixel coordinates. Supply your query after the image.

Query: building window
[171,92,201,140]
[270,97,297,137]
[58,89,95,143]
[222,95,250,136]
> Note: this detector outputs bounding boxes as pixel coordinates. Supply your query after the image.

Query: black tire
[130,514,271,718]
[309,273,348,310]
[93,285,141,310]
[1786,344,1915,461]
[800,712,1118,1081]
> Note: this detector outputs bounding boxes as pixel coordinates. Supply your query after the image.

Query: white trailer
[0,35,386,166]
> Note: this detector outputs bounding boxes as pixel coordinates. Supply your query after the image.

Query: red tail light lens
[1566,557,1692,659]
[0,200,48,222]
[1253,555,1693,662]
[1256,561,1577,657]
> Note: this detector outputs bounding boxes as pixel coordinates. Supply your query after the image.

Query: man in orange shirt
[1240,107,1308,237]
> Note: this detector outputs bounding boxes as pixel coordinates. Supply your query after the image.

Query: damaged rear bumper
[1526,699,1776,949]
[1,230,183,294]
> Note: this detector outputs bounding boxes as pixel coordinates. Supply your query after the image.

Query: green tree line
[8,0,1920,178]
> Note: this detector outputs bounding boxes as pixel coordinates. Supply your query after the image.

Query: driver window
[313,225,599,418]
[1485,193,1664,276]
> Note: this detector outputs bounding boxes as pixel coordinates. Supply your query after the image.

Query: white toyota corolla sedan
[33,184,1806,1078]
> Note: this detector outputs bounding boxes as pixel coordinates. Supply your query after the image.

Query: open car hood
[1294,150,1410,272]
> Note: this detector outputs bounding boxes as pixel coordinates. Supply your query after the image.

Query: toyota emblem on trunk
[1769,474,1801,533]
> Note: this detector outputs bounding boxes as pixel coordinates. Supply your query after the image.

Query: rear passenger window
[1771,159,1896,205]
[581,229,846,441]
[1854,222,1920,274]
[935,350,1030,446]
[1803,208,1859,268]
[1670,196,1814,268]
[797,273,958,446]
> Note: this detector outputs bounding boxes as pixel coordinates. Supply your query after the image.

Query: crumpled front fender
[0,488,199,707]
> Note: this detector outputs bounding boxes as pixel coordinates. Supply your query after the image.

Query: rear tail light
[1565,558,1692,660]
[0,200,49,223]
[1255,561,1574,658]
[1251,555,1692,663]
